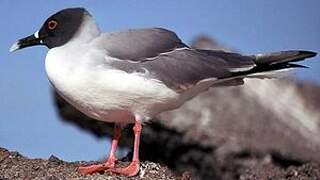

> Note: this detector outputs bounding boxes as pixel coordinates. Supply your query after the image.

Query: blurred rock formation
[52,36,320,180]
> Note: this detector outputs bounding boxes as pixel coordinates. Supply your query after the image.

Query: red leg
[78,123,122,175]
[108,118,142,177]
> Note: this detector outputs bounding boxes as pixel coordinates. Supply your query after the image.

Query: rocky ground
[0,147,188,180]
[1,147,320,180]
[240,163,320,180]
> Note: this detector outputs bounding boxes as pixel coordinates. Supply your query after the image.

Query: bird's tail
[238,50,317,79]
[213,50,316,87]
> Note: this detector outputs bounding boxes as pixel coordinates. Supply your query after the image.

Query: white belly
[45,47,179,123]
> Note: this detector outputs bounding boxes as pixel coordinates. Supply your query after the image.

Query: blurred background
[0,1,319,179]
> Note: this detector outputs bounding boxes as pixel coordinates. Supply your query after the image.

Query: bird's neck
[69,15,101,44]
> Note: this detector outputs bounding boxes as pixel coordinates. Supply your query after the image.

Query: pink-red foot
[108,160,140,177]
[78,159,116,175]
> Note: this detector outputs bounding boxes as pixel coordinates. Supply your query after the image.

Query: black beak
[10,32,44,52]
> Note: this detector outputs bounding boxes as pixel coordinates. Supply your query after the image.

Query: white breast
[45,45,179,123]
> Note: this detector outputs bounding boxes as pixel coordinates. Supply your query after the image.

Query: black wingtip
[287,63,309,69]
[298,50,317,59]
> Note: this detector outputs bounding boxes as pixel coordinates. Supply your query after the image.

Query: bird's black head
[10,7,88,52]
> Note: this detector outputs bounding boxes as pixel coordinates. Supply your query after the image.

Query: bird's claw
[78,159,116,175]
[107,160,140,177]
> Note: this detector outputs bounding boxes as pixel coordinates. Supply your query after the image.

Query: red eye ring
[48,20,58,30]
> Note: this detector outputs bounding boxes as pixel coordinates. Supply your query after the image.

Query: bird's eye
[48,20,58,30]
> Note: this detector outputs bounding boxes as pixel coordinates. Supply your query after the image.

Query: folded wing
[94,28,188,61]
[96,28,316,92]
[110,49,256,92]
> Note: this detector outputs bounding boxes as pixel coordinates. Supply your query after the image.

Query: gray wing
[95,28,188,61]
[110,49,256,92]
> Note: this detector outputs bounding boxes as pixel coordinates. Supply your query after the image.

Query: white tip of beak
[9,41,20,52]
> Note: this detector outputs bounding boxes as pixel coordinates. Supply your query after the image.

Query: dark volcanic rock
[2,146,320,180]
[0,147,185,180]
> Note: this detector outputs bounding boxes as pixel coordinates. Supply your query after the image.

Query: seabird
[10,7,317,176]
